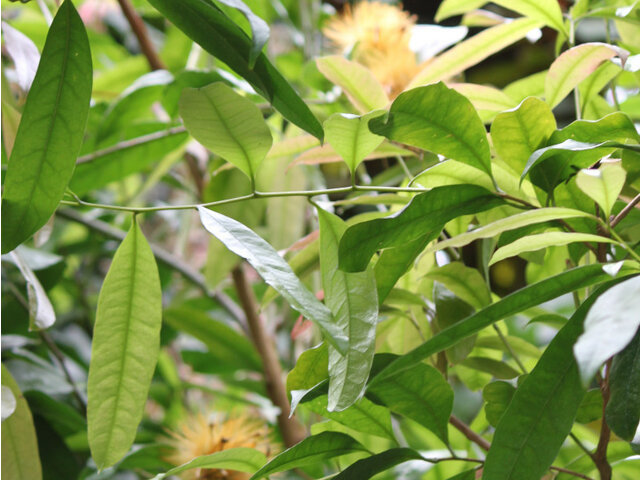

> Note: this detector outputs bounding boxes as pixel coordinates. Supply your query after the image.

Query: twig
[231,266,307,447]
[610,193,640,228]
[549,465,595,480]
[116,0,166,71]
[492,324,528,375]
[449,415,490,451]
[593,359,613,480]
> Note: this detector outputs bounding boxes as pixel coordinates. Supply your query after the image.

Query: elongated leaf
[339,185,504,272]
[153,448,266,480]
[215,0,269,67]
[490,97,556,174]
[88,219,163,469]
[180,83,272,182]
[483,282,621,480]
[368,362,453,443]
[578,61,622,113]
[292,141,411,167]
[198,207,347,353]
[427,262,492,310]
[492,0,567,35]
[369,264,637,385]
[606,329,640,441]
[576,163,626,218]
[460,357,520,379]
[287,343,328,393]
[574,275,640,384]
[408,19,542,88]
[434,283,476,364]
[490,232,616,265]
[250,431,367,479]
[324,112,385,174]
[1,365,42,480]
[1,0,92,253]
[370,83,492,177]
[8,250,55,330]
[148,0,323,140]
[333,448,425,479]
[428,208,591,255]
[318,209,378,411]
[451,83,517,122]
[435,0,486,21]
[545,43,625,108]
[316,56,389,114]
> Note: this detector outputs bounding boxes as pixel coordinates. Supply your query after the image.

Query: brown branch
[231,266,307,448]
[611,193,640,228]
[116,0,166,71]
[594,359,613,480]
[449,415,490,451]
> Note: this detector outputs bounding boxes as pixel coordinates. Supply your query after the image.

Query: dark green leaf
[287,344,328,393]
[339,185,503,272]
[434,283,476,364]
[332,448,425,479]
[148,0,323,140]
[460,357,520,379]
[483,381,516,427]
[576,389,603,424]
[215,0,269,67]
[1,0,92,253]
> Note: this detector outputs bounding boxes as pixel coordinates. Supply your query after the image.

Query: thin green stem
[492,324,528,374]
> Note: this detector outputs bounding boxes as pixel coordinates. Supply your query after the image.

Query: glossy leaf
[332,448,425,479]
[1,365,42,480]
[576,163,626,218]
[1,0,92,254]
[370,83,492,177]
[545,43,625,108]
[318,208,378,411]
[492,0,567,35]
[489,232,617,266]
[153,448,266,480]
[408,19,542,88]
[180,83,272,182]
[249,431,367,479]
[148,0,323,140]
[198,207,347,354]
[87,219,163,469]
[324,112,385,174]
[339,186,503,273]
[316,56,389,114]
[574,275,640,384]
[215,0,269,67]
[8,250,55,330]
[369,264,636,385]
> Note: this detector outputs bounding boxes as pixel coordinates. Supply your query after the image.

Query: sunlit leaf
[215,0,269,67]
[576,163,626,218]
[492,0,567,36]
[435,0,486,22]
[153,448,266,480]
[451,83,517,123]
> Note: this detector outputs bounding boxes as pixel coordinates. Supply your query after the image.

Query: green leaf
[318,208,378,411]
[369,83,492,178]
[408,19,543,88]
[249,431,367,479]
[576,389,604,424]
[153,448,266,480]
[179,82,272,183]
[483,381,516,427]
[413,159,495,191]
[434,283,476,364]
[482,282,620,480]
[574,275,640,384]
[87,219,163,469]
[578,61,622,113]
[148,0,323,140]
[339,185,504,272]
[435,0,486,21]
[460,357,520,379]
[1,365,42,480]
[1,0,92,254]
[332,448,425,480]
[576,163,626,218]
[215,0,269,67]
[368,362,453,443]
[427,262,492,310]
[369,264,636,386]
[606,329,640,441]
[545,43,625,108]
[198,207,347,354]
[316,56,389,114]
[451,83,518,123]
[492,0,567,36]
[491,97,557,174]
[490,232,617,266]
[428,208,592,257]
[324,112,385,175]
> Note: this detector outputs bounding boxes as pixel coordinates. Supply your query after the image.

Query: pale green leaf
[427,262,492,310]
[503,70,547,102]
[413,160,494,191]
[492,0,567,36]
[215,0,269,67]
[153,448,266,480]
[451,83,518,123]
[578,61,622,113]
[287,344,328,393]
[576,163,626,218]
[435,0,486,21]
[291,141,412,167]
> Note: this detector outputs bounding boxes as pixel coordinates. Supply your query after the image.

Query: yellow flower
[323,1,419,97]
[164,414,272,480]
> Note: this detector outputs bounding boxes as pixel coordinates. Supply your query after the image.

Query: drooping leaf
[368,362,453,443]
[316,56,389,114]
[369,83,492,177]
[491,0,567,36]
[153,448,266,480]
[1,0,92,254]
[332,448,426,480]
[318,208,378,411]
[408,19,543,88]
[249,431,367,479]
[324,112,385,175]
[482,282,623,480]
[148,0,323,140]
[215,0,269,67]
[179,83,272,183]
[606,329,640,441]
[573,275,640,385]
[87,219,163,469]
[368,264,637,385]
[489,232,617,266]
[576,163,626,218]
[339,185,504,272]
[1,365,42,480]
[198,207,347,354]
[545,43,626,108]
